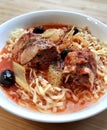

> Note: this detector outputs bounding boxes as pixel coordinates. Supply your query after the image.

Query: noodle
[7,28,28,44]
[0,53,12,62]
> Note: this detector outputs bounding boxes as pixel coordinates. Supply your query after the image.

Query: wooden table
[0,0,107,130]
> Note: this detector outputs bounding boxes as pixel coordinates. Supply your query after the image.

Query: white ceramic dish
[0,10,107,123]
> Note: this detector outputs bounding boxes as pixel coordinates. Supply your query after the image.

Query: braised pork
[28,42,58,70]
[12,32,42,63]
[63,49,97,89]
[12,32,58,70]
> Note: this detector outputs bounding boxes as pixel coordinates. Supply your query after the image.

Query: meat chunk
[12,32,58,70]
[28,42,58,70]
[63,49,97,89]
[12,32,41,63]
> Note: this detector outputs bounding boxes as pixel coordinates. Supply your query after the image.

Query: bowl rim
[0,9,107,28]
[0,10,107,123]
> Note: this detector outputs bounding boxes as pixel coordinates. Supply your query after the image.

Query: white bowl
[0,10,107,123]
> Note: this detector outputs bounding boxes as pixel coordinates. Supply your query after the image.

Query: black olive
[0,70,15,87]
[73,27,79,35]
[33,26,45,34]
[61,49,70,60]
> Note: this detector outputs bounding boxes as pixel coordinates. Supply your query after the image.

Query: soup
[0,24,107,113]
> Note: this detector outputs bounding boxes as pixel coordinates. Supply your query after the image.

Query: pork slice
[12,33,29,62]
[12,32,41,63]
[63,49,97,89]
[20,44,39,64]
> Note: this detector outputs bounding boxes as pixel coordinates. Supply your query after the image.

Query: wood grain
[0,0,107,130]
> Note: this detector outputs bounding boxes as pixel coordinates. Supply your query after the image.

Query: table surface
[0,0,107,130]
